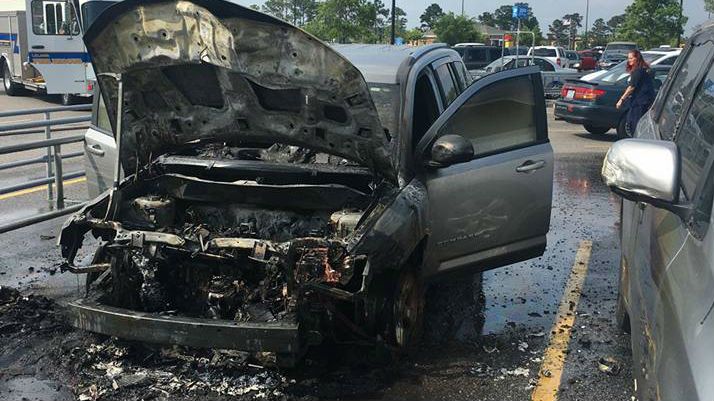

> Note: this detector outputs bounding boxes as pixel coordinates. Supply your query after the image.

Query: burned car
[61,0,554,364]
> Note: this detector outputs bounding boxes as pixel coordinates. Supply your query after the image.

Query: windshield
[533,48,556,57]
[606,43,636,52]
[368,83,400,139]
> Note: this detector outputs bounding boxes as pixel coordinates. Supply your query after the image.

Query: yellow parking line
[531,240,593,401]
[0,177,86,201]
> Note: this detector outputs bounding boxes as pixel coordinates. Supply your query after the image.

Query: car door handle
[31,45,45,49]
[86,144,105,156]
[516,160,546,173]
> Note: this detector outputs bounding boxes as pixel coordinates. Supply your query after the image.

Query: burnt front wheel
[391,267,425,349]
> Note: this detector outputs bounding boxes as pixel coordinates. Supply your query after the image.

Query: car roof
[331,43,449,85]
[607,41,637,45]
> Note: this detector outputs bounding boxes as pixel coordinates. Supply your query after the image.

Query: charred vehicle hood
[84,0,395,179]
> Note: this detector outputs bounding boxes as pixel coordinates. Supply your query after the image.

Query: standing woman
[616,49,656,136]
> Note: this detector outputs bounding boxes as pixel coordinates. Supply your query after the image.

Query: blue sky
[236,0,711,35]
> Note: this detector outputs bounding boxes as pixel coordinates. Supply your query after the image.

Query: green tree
[434,13,481,46]
[562,13,582,49]
[493,5,515,30]
[477,11,495,27]
[404,27,425,43]
[304,0,369,43]
[617,0,686,47]
[706,0,714,14]
[607,14,625,34]
[548,19,568,47]
[261,0,317,26]
[588,18,610,46]
[420,3,444,30]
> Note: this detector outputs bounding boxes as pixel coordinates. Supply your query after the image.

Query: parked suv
[452,45,504,70]
[528,46,568,68]
[602,22,714,401]
[62,0,554,364]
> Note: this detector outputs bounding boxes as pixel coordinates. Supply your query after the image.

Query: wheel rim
[393,271,423,347]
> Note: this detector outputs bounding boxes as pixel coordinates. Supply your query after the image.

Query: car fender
[348,179,429,273]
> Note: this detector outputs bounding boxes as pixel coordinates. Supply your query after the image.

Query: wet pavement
[0,98,634,401]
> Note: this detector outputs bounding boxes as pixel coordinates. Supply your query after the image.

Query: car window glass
[95,94,113,134]
[369,83,400,140]
[533,48,556,57]
[412,73,440,150]
[31,0,80,35]
[652,69,669,90]
[533,58,555,72]
[435,63,459,106]
[690,159,714,238]
[438,75,537,157]
[451,62,472,91]
[659,42,714,140]
[675,71,714,199]
[490,48,503,61]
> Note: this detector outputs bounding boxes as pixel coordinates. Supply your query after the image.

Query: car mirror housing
[602,139,690,217]
[429,135,474,168]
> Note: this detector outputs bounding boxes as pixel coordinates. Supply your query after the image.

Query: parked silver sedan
[602,21,714,401]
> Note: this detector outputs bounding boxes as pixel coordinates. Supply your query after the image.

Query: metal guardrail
[0,104,92,234]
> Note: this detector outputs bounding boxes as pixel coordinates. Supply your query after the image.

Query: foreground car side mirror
[602,139,691,218]
[429,135,474,168]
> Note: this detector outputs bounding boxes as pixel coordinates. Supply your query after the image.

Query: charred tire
[388,267,425,350]
[616,117,629,139]
[2,60,22,96]
[584,124,610,135]
[616,289,631,334]
[615,256,631,334]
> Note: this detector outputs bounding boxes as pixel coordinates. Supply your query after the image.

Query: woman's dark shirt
[628,66,655,106]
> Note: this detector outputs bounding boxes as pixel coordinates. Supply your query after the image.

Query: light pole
[677,0,684,47]
[461,0,464,16]
[390,0,396,45]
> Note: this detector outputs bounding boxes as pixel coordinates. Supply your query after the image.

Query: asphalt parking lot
[0,89,634,401]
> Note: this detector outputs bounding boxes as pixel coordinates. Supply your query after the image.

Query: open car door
[418,66,554,277]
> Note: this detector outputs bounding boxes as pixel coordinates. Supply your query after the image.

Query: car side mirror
[429,135,474,168]
[602,139,691,218]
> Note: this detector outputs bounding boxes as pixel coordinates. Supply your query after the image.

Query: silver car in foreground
[602,22,714,401]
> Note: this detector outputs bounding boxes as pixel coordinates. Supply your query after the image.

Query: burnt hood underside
[84,0,395,179]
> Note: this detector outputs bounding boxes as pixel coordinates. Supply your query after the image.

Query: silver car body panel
[616,24,714,401]
[417,66,553,276]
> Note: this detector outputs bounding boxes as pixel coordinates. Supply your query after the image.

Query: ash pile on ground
[0,286,398,401]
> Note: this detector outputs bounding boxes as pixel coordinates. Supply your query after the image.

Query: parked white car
[581,49,682,82]
[527,46,569,68]
[472,56,582,98]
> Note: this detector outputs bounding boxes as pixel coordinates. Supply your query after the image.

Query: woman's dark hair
[626,49,649,72]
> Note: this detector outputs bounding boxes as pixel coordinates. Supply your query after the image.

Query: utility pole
[677,0,684,47]
[461,0,464,16]
[584,0,590,48]
[391,0,396,44]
